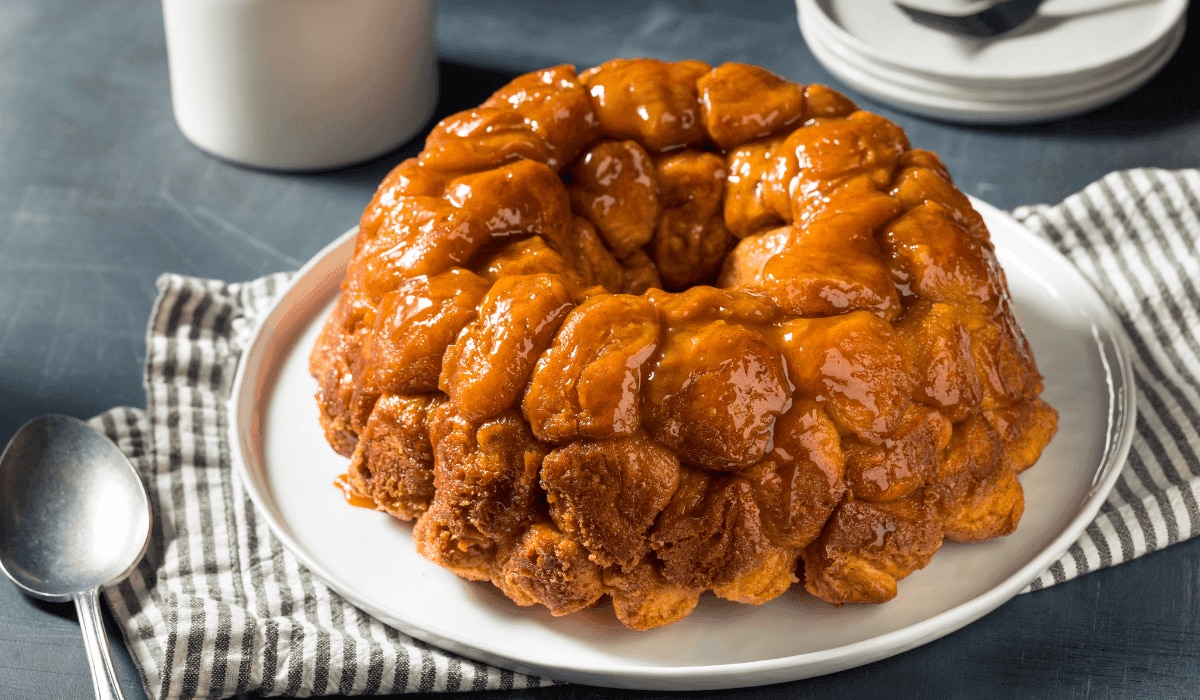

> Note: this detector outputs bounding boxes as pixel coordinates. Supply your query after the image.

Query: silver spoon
[0,414,151,700]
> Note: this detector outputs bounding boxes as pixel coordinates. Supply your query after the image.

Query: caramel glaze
[310,59,1059,630]
[334,473,377,510]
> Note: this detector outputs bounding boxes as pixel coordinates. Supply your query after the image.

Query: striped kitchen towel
[90,168,1200,699]
[1014,168,1200,590]
[91,275,550,699]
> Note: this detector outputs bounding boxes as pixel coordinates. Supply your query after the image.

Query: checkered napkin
[90,168,1200,699]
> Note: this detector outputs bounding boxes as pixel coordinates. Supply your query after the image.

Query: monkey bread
[309,59,1058,630]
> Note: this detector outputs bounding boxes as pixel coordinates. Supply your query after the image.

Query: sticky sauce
[333,473,377,510]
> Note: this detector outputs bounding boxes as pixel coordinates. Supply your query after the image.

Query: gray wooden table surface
[3,1,1200,698]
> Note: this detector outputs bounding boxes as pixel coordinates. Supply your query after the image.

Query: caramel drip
[333,473,377,510]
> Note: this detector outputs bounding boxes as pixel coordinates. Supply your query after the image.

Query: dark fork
[894,0,1045,38]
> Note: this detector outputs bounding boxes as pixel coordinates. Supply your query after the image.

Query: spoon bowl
[0,414,152,700]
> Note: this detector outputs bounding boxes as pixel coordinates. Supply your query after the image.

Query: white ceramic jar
[162,0,438,170]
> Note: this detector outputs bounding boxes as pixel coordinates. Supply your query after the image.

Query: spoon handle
[73,588,126,700]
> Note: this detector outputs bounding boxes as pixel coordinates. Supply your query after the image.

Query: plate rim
[228,198,1137,689]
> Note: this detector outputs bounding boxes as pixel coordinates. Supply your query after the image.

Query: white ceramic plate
[230,199,1136,691]
[804,0,1185,84]
[800,2,1184,124]
[801,3,1184,102]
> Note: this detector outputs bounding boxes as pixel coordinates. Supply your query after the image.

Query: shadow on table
[22,594,77,621]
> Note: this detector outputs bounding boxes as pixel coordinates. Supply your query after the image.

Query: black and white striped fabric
[91,276,549,699]
[1013,168,1200,590]
[89,168,1200,699]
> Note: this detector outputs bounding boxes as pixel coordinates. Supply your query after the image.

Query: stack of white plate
[796,0,1186,124]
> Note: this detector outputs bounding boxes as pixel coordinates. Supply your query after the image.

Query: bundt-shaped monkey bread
[310,59,1058,630]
